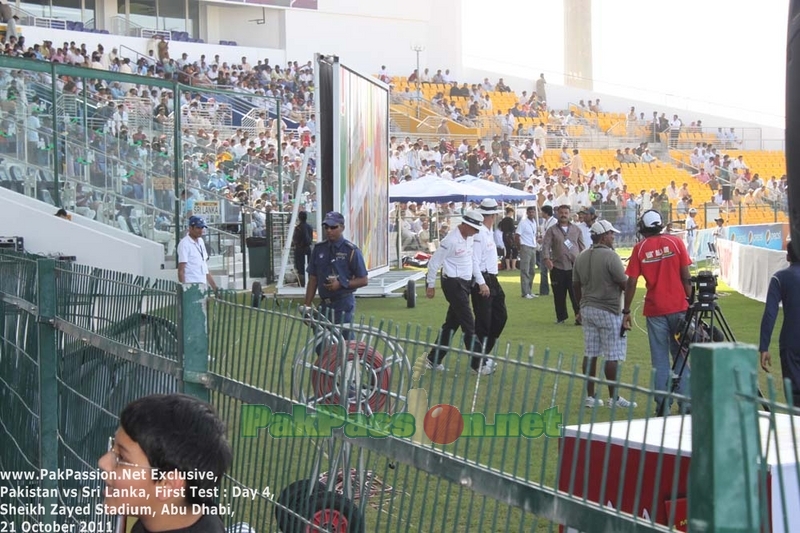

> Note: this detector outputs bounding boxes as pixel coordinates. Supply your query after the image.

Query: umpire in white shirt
[425,210,493,375]
[471,199,507,370]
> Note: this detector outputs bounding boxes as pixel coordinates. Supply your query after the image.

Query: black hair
[298,211,307,222]
[55,208,68,217]
[640,226,663,237]
[789,243,798,264]
[120,394,232,506]
[541,205,553,216]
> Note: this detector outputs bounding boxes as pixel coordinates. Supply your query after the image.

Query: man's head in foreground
[98,394,232,529]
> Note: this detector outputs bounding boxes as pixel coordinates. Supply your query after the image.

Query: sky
[462,0,788,129]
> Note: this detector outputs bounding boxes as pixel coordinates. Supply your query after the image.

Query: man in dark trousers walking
[760,241,800,405]
[425,210,493,375]
[542,205,585,325]
[471,199,507,368]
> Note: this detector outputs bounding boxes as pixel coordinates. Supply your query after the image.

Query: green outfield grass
[350,259,783,396]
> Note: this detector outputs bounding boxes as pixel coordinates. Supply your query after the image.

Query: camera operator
[623,210,692,415]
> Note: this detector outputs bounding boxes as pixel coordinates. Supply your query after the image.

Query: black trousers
[428,277,481,369]
[294,247,310,286]
[471,273,508,357]
[550,267,579,322]
[780,348,800,407]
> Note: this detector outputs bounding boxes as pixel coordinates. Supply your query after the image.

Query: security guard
[303,211,369,332]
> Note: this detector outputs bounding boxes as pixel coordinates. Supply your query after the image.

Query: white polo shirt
[515,217,538,248]
[177,234,209,284]
[472,225,498,275]
[426,228,482,288]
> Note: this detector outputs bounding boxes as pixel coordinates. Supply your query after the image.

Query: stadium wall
[0,187,167,280]
[283,0,463,80]
[200,4,284,49]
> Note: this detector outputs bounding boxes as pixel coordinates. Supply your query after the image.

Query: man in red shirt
[623,210,692,415]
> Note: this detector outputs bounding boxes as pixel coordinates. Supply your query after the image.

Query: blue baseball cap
[323,211,345,226]
[188,215,207,228]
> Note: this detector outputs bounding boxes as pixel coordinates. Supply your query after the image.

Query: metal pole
[786,0,800,253]
[179,284,210,400]
[313,53,323,242]
[36,258,58,525]
[411,45,425,120]
[276,148,313,291]
[688,344,759,531]
[415,50,420,120]
[173,82,182,267]
[50,62,61,207]
[276,100,282,209]
[241,208,247,290]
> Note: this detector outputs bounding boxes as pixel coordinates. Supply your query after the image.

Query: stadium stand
[384,70,788,231]
[0,30,317,263]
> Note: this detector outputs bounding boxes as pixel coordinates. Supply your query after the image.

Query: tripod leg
[712,306,737,343]
[659,311,695,416]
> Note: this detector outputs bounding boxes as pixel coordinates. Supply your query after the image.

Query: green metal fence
[0,251,793,532]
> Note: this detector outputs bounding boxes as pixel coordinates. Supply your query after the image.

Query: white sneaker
[524,294,538,299]
[608,396,637,408]
[425,360,445,371]
[584,396,604,408]
[472,364,496,376]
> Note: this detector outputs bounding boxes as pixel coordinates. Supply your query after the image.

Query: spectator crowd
[0,27,321,249]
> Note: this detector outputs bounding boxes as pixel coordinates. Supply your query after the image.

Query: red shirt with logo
[626,234,691,317]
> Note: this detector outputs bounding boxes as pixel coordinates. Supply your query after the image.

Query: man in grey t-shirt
[572,220,635,409]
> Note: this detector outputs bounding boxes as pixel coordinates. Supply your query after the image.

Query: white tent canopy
[390,175,536,203]
[455,175,537,201]
[389,175,490,203]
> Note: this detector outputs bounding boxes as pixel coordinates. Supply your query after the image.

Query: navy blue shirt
[307,237,368,300]
[759,264,800,352]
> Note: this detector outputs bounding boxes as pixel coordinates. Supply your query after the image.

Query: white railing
[109,15,143,37]
[33,17,67,30]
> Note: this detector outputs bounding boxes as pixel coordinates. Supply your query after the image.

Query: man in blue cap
[177,215,218,290]
[303,211,369,331]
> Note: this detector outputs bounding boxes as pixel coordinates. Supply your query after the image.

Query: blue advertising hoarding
[724,223,787,250]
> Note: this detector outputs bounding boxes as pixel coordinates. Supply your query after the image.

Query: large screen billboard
[334,66,390,273]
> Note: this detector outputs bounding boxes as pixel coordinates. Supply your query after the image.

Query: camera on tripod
[690,270,718,307]
[659,269,769,416]
[659,270,728,416]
